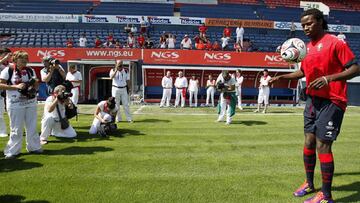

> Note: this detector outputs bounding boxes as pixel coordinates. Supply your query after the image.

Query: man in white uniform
[40,85,77,144]
[110,60,132,122]
[174,71,188,108]
[206,74,215,107]
[216,70,237,125]
[255,69,271,113]
[236,25,244,47]
[235,69,244,110]
[0,51,42,159]
[89,97,118,135]
[160,71,173,108]
[188,75,199,107]
[0,48,12,137]
[65,64,82,105]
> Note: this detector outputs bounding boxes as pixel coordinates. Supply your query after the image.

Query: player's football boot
[304,191,334,203]
[293,181,315,197]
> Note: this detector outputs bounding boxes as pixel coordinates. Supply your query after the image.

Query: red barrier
[9,48,291,68]
[142,49,290,68]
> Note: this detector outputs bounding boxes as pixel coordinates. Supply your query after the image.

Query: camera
[50,59,60,65]
[18,78,37,99]
[57,92,73,100]
[99,122,117,137]
[216,82,226,90]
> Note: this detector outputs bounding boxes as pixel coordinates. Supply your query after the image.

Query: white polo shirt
[174,77,188,88]
[66,71,82,87]
[161,76,173,89]
[110,69,129,87]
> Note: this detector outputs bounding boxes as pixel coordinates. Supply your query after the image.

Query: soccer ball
[280,38,307,63]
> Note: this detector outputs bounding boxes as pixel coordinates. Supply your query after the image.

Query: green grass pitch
[0,105,359,203]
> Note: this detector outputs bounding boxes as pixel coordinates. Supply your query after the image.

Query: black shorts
[304,96,345,141]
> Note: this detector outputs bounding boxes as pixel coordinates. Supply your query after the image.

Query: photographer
[89,97,118,136]
[40,57,66,95]
[0,50,42,159]
[40,85,77,145]
[110,60,132,122]
[215,70,237,125]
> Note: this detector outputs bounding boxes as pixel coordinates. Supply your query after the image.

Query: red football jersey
[301,33,357,110]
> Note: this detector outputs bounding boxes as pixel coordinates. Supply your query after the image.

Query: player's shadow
[332,181,360,202]
[0,194,49,203]
[112,129,145,138]
[134,119,170,123]
[42,146,113,156]
[0,158,43,173]
[231,120,267,126]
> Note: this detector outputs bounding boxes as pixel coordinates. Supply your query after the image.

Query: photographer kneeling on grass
[40,85,77,145]
[89,97,118,137]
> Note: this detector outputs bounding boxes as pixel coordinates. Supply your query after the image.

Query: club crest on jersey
[317,43,323,51]
[326,121,335,130]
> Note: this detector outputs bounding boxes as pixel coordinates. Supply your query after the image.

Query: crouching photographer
[89,97,118,137]
[40,85,77,145]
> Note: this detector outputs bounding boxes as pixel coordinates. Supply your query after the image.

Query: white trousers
[4,106,41,156]
[89,112,113,134]
[160,89,172,107]
[189,90,198,107]
[40,117,76,140]
[236,35,243,47]
[218,93,232,123]
[70,87,79,105]
[236,86,242,107]
[0,97,7,136]
[112,87,132,122]
[206,87,215,107]
[258,86,270,105]
[175,88,185,107]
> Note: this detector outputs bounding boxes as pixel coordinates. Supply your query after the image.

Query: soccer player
[271,9,360,203]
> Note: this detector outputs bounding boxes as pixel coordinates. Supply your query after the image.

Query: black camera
[99,122,117,137]
[57,92,73,100]
[216,82,225,89]
[50,59,60,65]
[18,78,37,99]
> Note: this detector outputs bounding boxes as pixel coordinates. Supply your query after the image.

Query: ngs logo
[204,53,231,60]
[37,50,66,58]
[151,51,179,59]
[264,55,284,62]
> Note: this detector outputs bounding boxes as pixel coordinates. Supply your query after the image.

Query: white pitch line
[133,112,305,116]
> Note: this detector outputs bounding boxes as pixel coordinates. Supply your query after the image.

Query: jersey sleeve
[0,67,9,81]
[98,101,105,112]
[30,68,37,79]
[335,40,357,68]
